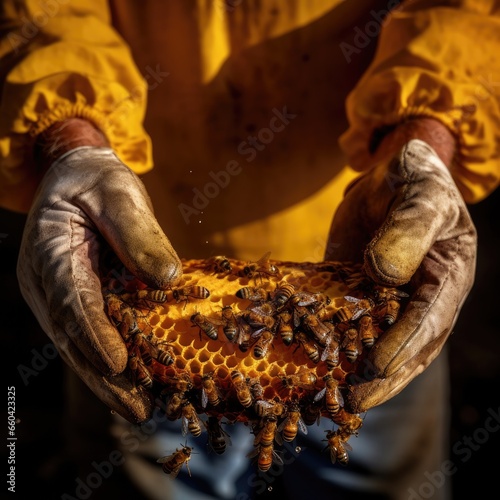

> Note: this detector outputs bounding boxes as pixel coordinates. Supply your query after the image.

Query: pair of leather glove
[16,120,477,423]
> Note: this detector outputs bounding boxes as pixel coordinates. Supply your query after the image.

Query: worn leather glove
[326,138,477,414]
[17,146,182,423]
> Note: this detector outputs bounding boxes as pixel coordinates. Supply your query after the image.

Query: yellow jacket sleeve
[0,0,152,212]
[339,1,500,204]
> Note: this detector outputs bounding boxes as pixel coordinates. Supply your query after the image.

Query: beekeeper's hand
[17,118,182,423]
[326,118,477,413]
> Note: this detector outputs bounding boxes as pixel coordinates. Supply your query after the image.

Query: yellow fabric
[339,1,500,203]
[0,0,499,224]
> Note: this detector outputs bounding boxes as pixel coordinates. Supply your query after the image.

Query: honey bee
[254,415,280,448]
[290,291,331,314]
[314,375,343,418]
[301,312,332,347]
[165,372,193,393]
[358,314,377,349]
[344,295,374,320]
[207,255,232,274]
[248,442,283,473]
[131,333,175,367]
[321,331,341,369]
[249,379,264,402]
[231,370,253,408]
[157,444,192,478]
[104,291,140,339]
[254,398,286,418]
[190,312,220,341]
[235,286,269,303]
[331,306,353,325]
[122,289,169,307]
[332,409,364,436]
[374,287,409,329]
[252,329,275,359]
[294,331,320,364]
[201,373,222,408]
[302,396,323,426]
[341,325,359,364]
[235,318,253,352]
[205,416,232,455]
[242,303,276,330]
[181,400,204,438]
[164,392,185,421]
[243,252,281,282]
[324,430,351,466]
[281,369,317,391]
[271,281,295,310]
[128,353,153,389]
[277,401,308,442]
[170,286,210,307]
[220,305,239,341]
[276,311,294,346]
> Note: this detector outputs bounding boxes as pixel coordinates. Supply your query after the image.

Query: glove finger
[54,322,154,423]
[366,230,476,380]
[343,331,446,414]
[364,139,464,287]
[17,210,130,375]
[75,150,182,289]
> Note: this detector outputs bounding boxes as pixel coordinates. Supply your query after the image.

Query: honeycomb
[101,253,408,474]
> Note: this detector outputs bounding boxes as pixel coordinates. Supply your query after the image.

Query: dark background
[2,184,499,498]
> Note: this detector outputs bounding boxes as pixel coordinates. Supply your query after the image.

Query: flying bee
[220,305,239,341]
[252,329,275,359]
[190,312,220,341]
[276,311,294,346]
[235,286,269,303]
[181,400,204,438]
[231,370,253,408]
[157,444,192,478]
[277,400,308,442]
[294,331,320,364]
[281,369,317,391]
[358,314,377,349]
[201,373,222,408]
[324,430,351,466]
[169,286,210,308]
[341,325,359,364]
[243,251,281,282]
[206,255,232,274]
[164,392,185,421]
[321,331,341,369]
[205,416,232,455]
[271,281,295,310]
[128,353,153,389]
[314,375,343,418]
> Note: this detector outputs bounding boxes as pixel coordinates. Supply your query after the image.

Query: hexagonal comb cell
[101,255,408,473]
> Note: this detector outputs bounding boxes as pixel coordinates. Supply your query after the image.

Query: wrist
[370,117,456,168]
[34,118,110,172]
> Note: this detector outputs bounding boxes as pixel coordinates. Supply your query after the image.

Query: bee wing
[181,416,189,437]
[313,387,326,402]
[201,388,208,409]
[156,455,172,463]
[344,441,353,451]
[298,417,308,435]
[272,449,284,465]
[351,308,368,321]
[344,295,361,303]
[255,251,272,265]
[276,416,288,433]
[392,289,410,298]
[274,430,284,446]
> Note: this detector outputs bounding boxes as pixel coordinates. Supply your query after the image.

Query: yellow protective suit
[1,0,499,263]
